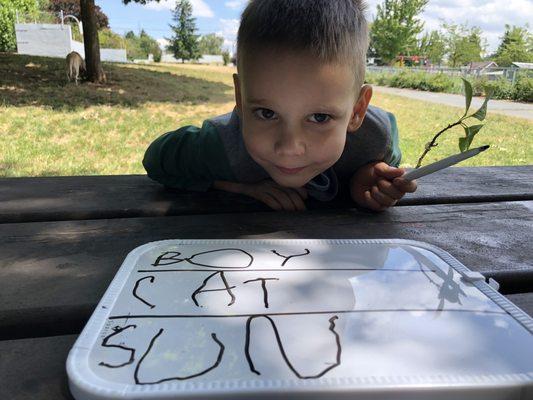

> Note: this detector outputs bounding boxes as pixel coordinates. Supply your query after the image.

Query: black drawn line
[133,276,156,309]
[191,271,236,307]
[152,248,254,269]
[134,329,225,384]
[137,268,439,273]
[271,249,310,266]
[98,325,137,368]
[244,315,341,379]
[243,278,279,308]
[108,308,506,320]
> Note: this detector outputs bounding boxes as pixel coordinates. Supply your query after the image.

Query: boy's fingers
[295,186,308,200]
[371,186,397,207]
[364,190,386,212]
[259,193,282,210]
[393,178,418,193]
[270,187,297,211]
[374,162,404,180]
[287,189,307,210]
[377,179,403,200]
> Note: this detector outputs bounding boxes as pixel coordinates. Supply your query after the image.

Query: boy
[143,0,417,211]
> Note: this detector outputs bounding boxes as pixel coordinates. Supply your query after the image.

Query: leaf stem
[415,120,463,169]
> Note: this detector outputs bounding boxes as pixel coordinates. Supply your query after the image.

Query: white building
[15,23,127,63]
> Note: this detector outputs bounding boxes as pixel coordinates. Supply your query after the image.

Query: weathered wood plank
[1,294,532,400]
[0,335,77,400]
[0,201,531,340]
[1,166,531,223]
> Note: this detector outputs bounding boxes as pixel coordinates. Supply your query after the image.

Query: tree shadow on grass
[0,53,233,110]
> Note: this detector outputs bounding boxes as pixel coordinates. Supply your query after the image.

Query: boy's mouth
[276,165,306,175]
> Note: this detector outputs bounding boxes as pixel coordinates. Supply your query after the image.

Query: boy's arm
[350,112,417,211]
[213,180,307,211]
[143,122,236,191]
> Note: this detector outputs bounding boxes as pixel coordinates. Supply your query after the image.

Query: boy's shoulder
[206,109,270,183]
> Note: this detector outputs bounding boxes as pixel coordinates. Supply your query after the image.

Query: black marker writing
[271,249,310,266]
[192,271,236,307]
[243,278,279,308]
[133,276,156,309]
[244,315,341,379]
[152,248,254,269]
[134,329,225,384]
[99,325,137,368]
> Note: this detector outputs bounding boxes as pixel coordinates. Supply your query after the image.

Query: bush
[482,78,513,100]
[512,75,533,102]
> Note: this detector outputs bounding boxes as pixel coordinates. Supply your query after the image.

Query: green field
[1,53,531,177]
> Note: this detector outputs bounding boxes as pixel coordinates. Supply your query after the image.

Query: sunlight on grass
[0,54,531,177]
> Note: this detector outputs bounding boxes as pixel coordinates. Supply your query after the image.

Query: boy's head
[234,0,373,188]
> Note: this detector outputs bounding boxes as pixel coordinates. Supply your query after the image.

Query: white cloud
[225,0,247,10]
[218,18,240,53]
[145,0,215,18]
[365,0,533,52]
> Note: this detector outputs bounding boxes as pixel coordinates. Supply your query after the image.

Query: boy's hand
[350,162,417,212]
[213,179,307,211]
[242,179,308,211]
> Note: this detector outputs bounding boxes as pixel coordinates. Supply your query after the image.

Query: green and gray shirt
[143,105,401,201]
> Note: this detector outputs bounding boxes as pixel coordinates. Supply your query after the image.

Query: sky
[96,0,533,55]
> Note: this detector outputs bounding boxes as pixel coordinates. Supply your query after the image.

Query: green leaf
[459,124,484,152]
[471,96,490,121]
[461,78,473,117]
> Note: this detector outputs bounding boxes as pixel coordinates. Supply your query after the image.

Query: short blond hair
[237,0,369,93]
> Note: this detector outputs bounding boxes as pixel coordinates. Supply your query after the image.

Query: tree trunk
[79,0,106,83]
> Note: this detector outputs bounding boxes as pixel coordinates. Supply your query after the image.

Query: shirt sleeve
[385,112,402,167]
[142,120,236,191]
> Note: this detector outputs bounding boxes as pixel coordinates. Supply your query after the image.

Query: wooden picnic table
[1,165,532,400]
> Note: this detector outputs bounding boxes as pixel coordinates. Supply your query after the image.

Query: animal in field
[66,51,86,85]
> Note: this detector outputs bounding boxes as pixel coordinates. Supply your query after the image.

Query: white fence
[15,23,127,63]
[161,52,224,64]
[366,65,531,85]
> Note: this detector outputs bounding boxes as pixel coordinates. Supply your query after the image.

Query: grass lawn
[1,53,531,177]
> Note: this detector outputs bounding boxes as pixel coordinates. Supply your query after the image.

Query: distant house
[510,62,533,70]
[467,61,502,79]
[468,61,498,72]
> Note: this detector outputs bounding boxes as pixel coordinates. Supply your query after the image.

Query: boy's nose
[274,128,306,157]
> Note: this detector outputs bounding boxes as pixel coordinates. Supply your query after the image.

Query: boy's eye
[253,108,277,120]
[309,113,331,123]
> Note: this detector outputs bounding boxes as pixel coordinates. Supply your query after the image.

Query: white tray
[67,239,533,400]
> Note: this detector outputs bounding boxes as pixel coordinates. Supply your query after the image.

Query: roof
[469,61,498,70]
[511,62,533,69]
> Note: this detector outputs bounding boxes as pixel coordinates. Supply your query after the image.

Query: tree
[139,30,162,62]
[79,0,160,83]
[167,0,200,63]
[370,0,429,65]
[0,0,46,52]
[442,23,486,67]
[418,30,446,66]
[80,0,105,82]
[124,30,162,61]
[47,0,109,29]
[198,33,224,55]
[493,24,533,66]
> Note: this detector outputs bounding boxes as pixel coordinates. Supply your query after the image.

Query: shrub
[512,75,533,102]
[482,78,513,100]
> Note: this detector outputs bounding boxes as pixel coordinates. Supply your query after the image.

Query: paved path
[373,86,533,121]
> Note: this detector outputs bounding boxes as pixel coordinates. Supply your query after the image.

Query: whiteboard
[67,239,533,400]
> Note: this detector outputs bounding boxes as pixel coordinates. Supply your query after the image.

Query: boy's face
[234,48,372,188]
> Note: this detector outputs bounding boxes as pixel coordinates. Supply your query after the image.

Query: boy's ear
[347,84,373,133]
[233,73,242,115]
